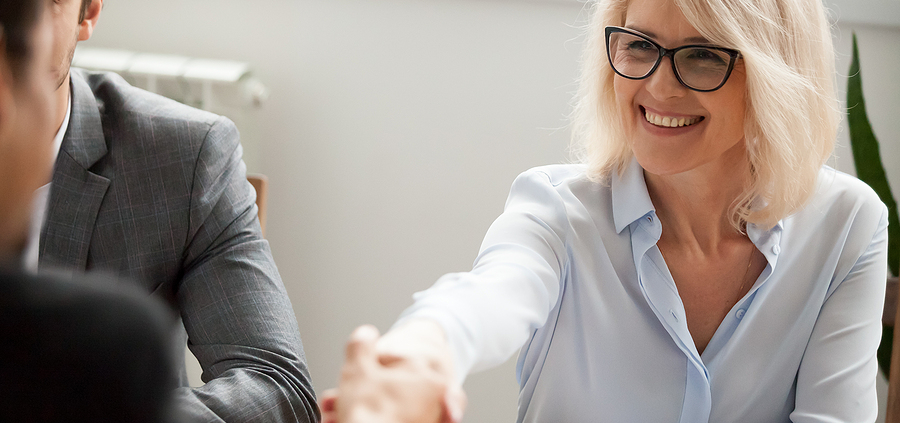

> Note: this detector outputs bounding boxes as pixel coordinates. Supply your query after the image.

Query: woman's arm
[791,206,888,422]
[320,168,575,422]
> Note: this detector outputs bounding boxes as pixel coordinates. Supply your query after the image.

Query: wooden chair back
[247,174,268,237]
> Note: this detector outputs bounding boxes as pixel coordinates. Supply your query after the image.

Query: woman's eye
[627,41,655,52]
[687,49,724,63]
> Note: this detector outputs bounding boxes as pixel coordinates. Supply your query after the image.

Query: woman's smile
[635,104,708,141]
[641,106,704,128]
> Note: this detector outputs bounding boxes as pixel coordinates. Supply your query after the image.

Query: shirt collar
[610,157,784,257]
[50,88,72,168]
[612,157,656,234]
[747,216,784,268]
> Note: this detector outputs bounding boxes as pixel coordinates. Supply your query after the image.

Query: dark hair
[0,0,41,77]
[79,0,92,23]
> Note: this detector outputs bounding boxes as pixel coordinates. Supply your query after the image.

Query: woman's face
[614,0,747,178]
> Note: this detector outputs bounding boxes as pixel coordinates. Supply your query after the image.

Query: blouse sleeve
[791,204,888,423]
[394,169,572,384]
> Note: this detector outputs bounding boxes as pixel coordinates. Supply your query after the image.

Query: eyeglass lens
[608,31,733,91]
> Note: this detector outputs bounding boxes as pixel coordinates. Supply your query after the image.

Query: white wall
[84,1,900,421]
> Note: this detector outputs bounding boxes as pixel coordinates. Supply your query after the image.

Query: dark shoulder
[0,270,176,376]
[0,270,174,329]
[0,270,177,423]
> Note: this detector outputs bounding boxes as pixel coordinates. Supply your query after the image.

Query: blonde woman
[322,0,887,421]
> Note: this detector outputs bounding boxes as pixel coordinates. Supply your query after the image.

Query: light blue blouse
[398,161,888,422]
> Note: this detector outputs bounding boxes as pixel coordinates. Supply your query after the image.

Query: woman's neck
[644,152,751,254]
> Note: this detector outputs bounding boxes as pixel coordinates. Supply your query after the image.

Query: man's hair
[570,0,839,230]
[79,0,92,23]
[0,0,41,77]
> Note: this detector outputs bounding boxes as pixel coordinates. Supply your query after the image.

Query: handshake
[320,321,467,423]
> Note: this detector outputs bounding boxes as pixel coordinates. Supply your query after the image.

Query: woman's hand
[320,321,467,423]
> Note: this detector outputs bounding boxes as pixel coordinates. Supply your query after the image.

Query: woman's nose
[644,56,688,100]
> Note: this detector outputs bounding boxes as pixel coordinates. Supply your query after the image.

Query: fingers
[342,325,381,379]
[441,385,468,423]
[332,323,463,423]
[376,352,405,367]
[321,409,338,423]
[332,326,382,423]
[346,324,380,362]
[319,389,337,413]
[319,388,338,423]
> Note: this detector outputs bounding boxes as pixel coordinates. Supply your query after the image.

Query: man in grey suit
[32,1,319,421]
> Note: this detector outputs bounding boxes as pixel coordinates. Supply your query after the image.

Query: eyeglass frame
[604,26,741,92]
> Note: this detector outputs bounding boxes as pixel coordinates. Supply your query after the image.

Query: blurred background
[79,0,900,421]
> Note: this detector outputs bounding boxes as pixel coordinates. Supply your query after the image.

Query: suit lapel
[39,70,110,273]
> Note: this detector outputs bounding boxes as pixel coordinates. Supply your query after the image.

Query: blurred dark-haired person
[0,0,175,422]
[31,1,319,421]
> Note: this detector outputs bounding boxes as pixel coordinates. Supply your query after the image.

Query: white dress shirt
[397,160,887,422]
[22,94,71,273]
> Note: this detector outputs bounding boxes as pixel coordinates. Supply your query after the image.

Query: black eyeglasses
[605,26,741,92]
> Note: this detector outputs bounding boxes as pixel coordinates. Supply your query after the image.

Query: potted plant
[846,32,899,375]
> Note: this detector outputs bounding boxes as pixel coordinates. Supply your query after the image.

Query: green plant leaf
[847,32,900,375]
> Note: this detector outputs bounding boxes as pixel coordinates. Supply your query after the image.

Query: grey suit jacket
[40,68,318,423]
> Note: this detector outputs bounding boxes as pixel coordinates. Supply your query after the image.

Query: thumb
[345,325,381,368]
[441,385,468,423]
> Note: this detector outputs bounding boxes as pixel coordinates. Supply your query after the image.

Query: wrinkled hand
[320,323,466,423]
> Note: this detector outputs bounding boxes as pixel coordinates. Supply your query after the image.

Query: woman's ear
[77,0,103,42]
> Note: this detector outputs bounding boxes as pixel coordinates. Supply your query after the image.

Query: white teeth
[644,109,700,128]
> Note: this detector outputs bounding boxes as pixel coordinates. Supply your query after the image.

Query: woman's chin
[631,148,697,177]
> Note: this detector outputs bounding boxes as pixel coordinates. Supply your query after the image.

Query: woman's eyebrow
[624,25,711,44]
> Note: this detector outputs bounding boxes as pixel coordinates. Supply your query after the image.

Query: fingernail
[352,324,380,342]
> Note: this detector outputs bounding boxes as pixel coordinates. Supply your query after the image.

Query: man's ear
[77,0,103,42]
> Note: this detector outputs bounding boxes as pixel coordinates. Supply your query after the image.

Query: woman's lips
[641,106,705,128]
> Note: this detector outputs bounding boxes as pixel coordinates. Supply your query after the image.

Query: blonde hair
[571,0,839,229]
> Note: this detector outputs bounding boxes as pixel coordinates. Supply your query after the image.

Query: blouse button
[772,244,781,255]
[736,309,747,320]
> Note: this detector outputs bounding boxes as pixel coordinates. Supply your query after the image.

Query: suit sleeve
[790,204,888,423]
[172,116,319,423]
